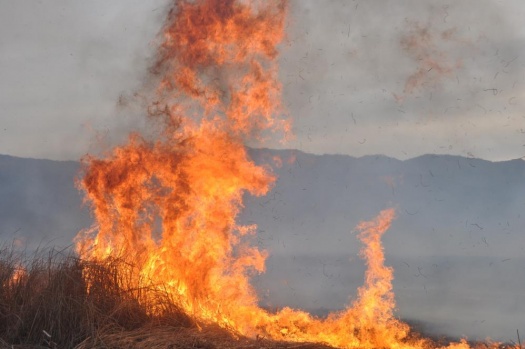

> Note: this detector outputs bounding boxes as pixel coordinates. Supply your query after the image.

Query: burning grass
[0,246,335,349]
[0,246,190,348]
[0,245,518,349]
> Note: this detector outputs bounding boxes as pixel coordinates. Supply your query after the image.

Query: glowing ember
[75,1,516,348]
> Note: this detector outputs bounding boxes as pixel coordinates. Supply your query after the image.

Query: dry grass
[0,246,194,348]
[1,246,515,349]
[0,246,333,349]
[75,325,335,349]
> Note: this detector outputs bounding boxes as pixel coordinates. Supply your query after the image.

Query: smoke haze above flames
[1,0,525,161]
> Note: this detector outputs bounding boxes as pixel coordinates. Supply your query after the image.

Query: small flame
[75,1,515,348]
[9,266,26,286]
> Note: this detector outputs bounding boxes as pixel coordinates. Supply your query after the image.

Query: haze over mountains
[1,149,524,341]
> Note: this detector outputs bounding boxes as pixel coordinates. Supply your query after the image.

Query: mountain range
[1,150,524,341]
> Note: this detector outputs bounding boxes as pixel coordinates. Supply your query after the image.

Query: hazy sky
[1,0,525,161]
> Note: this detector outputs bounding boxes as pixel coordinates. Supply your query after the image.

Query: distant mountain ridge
[1,150,524,340]
[2,149,524,254]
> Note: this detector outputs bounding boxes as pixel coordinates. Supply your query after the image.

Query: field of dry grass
[2,246,517,349]
[0,247,336,349]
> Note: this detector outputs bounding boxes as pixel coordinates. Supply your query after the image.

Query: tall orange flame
[76,1,514,348]
[76,0,289,332]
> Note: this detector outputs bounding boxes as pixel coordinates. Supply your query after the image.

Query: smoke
[395,21,465,102]
[279,0,525,160]
[1,0,524,160]
[0,0,170,160]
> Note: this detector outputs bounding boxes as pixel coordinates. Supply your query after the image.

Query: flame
[8,266,26,286]
[76,1,515,348]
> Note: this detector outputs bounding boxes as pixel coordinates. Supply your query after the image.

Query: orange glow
[9,266,26,286]
[75,1,516,348]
